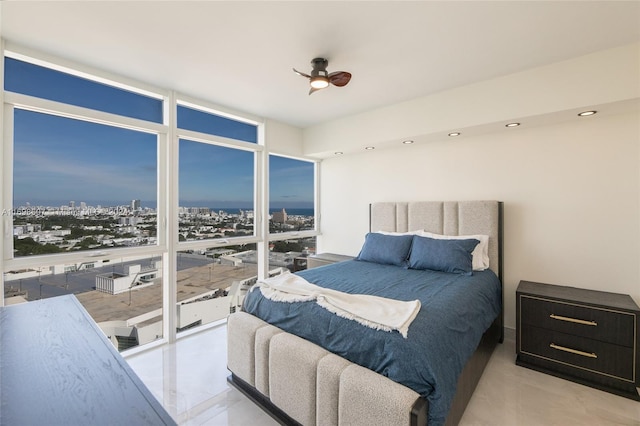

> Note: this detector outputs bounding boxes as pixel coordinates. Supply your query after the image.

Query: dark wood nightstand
[293,256,308,272]
[516,280,640,400]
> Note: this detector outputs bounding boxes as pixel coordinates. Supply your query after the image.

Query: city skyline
[11,201,314,211]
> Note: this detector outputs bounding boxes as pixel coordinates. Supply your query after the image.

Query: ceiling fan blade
[308,86,323,95]
[293,68,311,79]
[328,71,352,87]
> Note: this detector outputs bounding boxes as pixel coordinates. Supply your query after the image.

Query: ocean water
[268,208,314,216]
[213,207,314,216]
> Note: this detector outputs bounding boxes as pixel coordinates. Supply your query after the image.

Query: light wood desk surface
[0,295,176,426]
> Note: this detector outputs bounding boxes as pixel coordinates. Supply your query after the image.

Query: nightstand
[306,253,355,269]
[293,257,307,272]
[516,280,640,400]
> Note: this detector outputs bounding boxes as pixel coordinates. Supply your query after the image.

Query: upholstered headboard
[370,200,504,342]
[369,201,503,281]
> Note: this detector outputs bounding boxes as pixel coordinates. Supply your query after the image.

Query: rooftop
[76,263,257,323]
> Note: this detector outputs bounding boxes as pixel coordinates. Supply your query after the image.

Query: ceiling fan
[293,58,352,95]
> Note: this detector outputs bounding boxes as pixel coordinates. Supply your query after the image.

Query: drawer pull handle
[550,314,597,326]
[550,343,597,359]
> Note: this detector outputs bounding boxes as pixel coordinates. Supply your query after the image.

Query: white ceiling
[1,1,639,129]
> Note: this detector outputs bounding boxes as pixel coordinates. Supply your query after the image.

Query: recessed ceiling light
[578,110,597,117]
[402,140,414,144]
[365,146,375,150]
[334,151,343,155]
[505,122,520,128]
[448,132,461,137]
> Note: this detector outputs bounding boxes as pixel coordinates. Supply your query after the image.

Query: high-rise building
[131,199,141,211]
[272,208,287,223]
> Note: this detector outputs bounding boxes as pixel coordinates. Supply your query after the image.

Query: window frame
[0,42,320,353]
[4,96,169,259]
[176,95,264,252]
[267,153,319,242]
[177,99,259,143]
[175,135,261,250]
[1,46,174,352]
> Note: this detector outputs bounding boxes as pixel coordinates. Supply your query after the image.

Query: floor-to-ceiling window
[268,154,317,271]
[2,53,169,351]
[1,46,319,352]
[175,101,262,332]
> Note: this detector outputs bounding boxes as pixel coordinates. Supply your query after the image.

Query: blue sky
[13,109,157,207]
[268,155,314,210]
[179,141,314,209]
[8,57,314,210]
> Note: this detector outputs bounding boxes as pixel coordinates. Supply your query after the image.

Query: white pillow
[376,230,423,236]
[418,231,489,271]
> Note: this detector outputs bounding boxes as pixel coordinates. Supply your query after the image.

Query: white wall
[265,118,304,157]
[318,111,640,331]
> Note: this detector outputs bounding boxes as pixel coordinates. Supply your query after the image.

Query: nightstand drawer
[520,295,635,347]
[521,324,635,382]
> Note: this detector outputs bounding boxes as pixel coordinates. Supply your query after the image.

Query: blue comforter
[242,260,501,425]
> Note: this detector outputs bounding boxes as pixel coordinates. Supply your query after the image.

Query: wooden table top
[0,295,176,426]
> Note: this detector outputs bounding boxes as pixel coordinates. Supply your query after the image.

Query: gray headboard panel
[370,201,503,280]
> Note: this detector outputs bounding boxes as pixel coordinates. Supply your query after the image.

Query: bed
[227,200,503,426]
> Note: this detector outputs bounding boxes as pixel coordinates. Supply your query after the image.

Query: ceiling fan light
[310,76,329,89]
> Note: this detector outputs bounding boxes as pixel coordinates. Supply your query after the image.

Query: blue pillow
[408,235,480,275]
[356,233,414,267]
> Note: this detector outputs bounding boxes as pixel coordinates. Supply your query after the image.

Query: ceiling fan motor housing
[311,58,329,78]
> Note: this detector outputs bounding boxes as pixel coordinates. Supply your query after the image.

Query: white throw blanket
[253,272,421,338]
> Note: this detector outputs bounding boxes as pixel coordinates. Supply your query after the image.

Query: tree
[272,240,303,253]
[76,237,100,250]
[13,237,62,256]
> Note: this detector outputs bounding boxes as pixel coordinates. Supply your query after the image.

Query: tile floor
[126,325,640,426]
